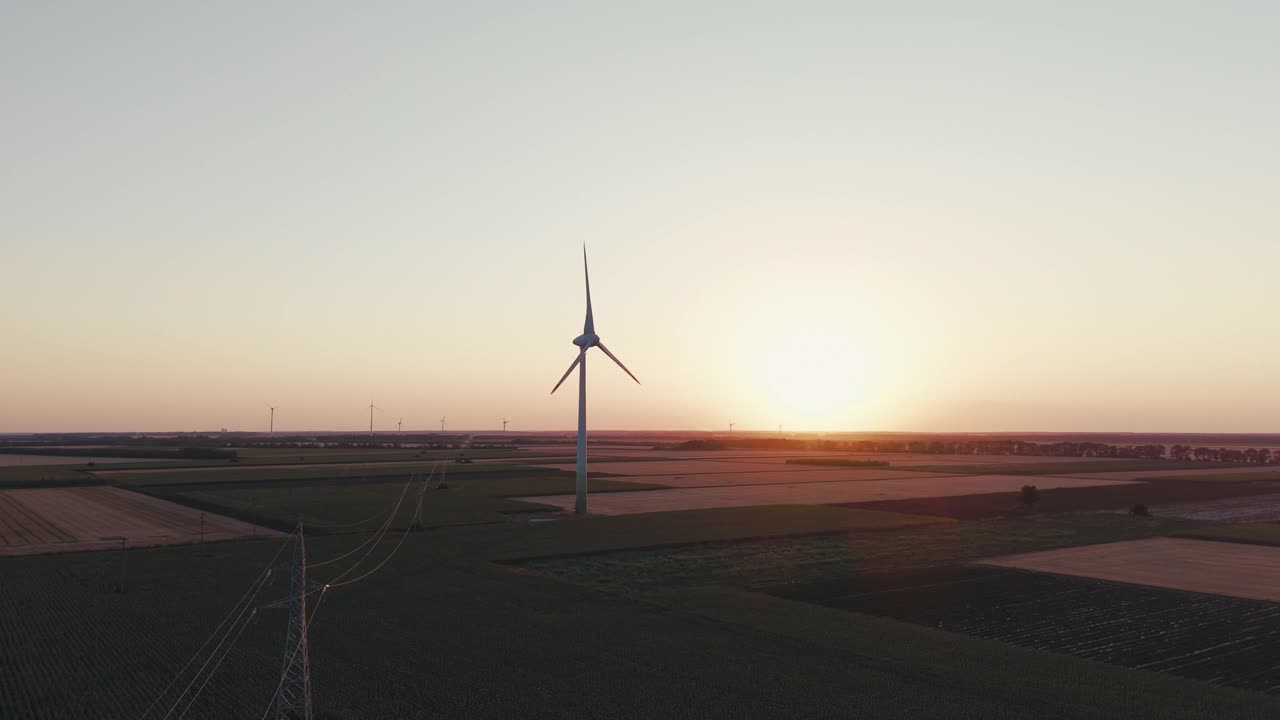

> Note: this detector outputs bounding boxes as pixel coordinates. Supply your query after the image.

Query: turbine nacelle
[573,332,600,349]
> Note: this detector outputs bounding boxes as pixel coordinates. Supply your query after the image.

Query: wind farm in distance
[6,247,1280,719]
[7,2,1280,718]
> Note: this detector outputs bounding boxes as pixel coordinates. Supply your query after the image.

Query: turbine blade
[583,245,594,335]
[596,342,640,385]
[551,351,584,394]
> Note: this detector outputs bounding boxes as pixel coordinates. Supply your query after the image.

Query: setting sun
[754,327,876,431]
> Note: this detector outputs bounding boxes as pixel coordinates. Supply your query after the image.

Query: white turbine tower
[265,402,277,434]
[551,247,640,515]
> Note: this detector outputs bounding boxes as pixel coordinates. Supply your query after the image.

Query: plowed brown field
[0,487,278,556]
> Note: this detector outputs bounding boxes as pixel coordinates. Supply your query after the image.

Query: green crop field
[1178,522,1280,546]
[515,513,1204,594]
[0,465,104,488]
[149,473,671,532]
[104,459,543,488]
[905,460,1250,476]
[784,458,891,468]
[4,513,1278,720]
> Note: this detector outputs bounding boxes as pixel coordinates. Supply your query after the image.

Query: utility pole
[275,523,314,720]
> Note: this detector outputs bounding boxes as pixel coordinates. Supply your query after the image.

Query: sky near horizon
[2,2,1278,434]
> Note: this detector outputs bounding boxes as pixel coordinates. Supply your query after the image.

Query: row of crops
[770,565,1280,693]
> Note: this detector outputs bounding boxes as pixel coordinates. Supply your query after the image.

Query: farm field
[845,478,1280,520]
[907,460,1247,476]
[1147,493,1280,523]
[1180,523,1280,547]
[152,473,671,532]
[765,565,1280,694]
[0,487,274,556]
[0,454,171,466]
[513,514,1199,593]
[103,458,539,488]
[604,467,954,488]
[1062,466,1280,481]
[980,537,1280,603]
[6,533,1276,719]
[533,459,803,475]
[518,474,1137,516]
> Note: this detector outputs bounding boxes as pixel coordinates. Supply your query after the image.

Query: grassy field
[514,513,1203,594]
[460,505,950,561]
[907,460,1251,475]
[104,459,541,488]
[1178,522,1280,546]
[5,524,1279,719]
[149,473,671,532]
[846,479,1280,520]
[0,465,103,488]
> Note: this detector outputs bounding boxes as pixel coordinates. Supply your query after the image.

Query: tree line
[665,437,1276,464]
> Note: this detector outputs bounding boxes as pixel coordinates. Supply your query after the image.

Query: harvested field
[767,565,1280,694]
[517,474,1137,516]
[0,487,276,556]
[845,478,1280,519]
[980,537,1280,603]
[1147,494,1280,523]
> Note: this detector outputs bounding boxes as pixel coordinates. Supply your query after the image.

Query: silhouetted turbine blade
[551,351,585,394]
[583,245,594,335]
[596,342,639,385]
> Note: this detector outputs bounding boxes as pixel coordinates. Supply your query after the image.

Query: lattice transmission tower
[274,522,313,720]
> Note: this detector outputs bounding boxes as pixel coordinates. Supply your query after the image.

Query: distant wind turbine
[397,417,403,434]
[368,401,381,435]
[265,402,276,434]
[502,418,509,432]
[440,416,446,433]
[729,422,735,434]
[550,247,640,514]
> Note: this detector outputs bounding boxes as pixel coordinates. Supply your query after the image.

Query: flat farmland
[517,474,1137,516]
[0,454,168,466]
[532,459,800,475]
[1148,494,1280,523]
[767,565,1280,694]
[980,537,1280,603]
[0,487,275,556]
[1063,466,1280,481]
[608,468,961,488]
[845,478,1280,520]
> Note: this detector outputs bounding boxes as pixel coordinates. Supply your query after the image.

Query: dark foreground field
[768,565,1280,694]
[6,516,1280,720]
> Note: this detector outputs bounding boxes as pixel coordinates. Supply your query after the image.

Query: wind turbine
[439,416,446,433]
[397,417,403,434]
[502,418,509,432]
[729,422,735,434]
[368,401,381,435]
[265,402,276,434]
[550,247,640,514]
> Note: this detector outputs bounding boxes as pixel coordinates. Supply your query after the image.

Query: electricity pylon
[275,523,313,720]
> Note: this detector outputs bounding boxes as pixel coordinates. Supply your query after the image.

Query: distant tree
[1019,484,1040,508]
